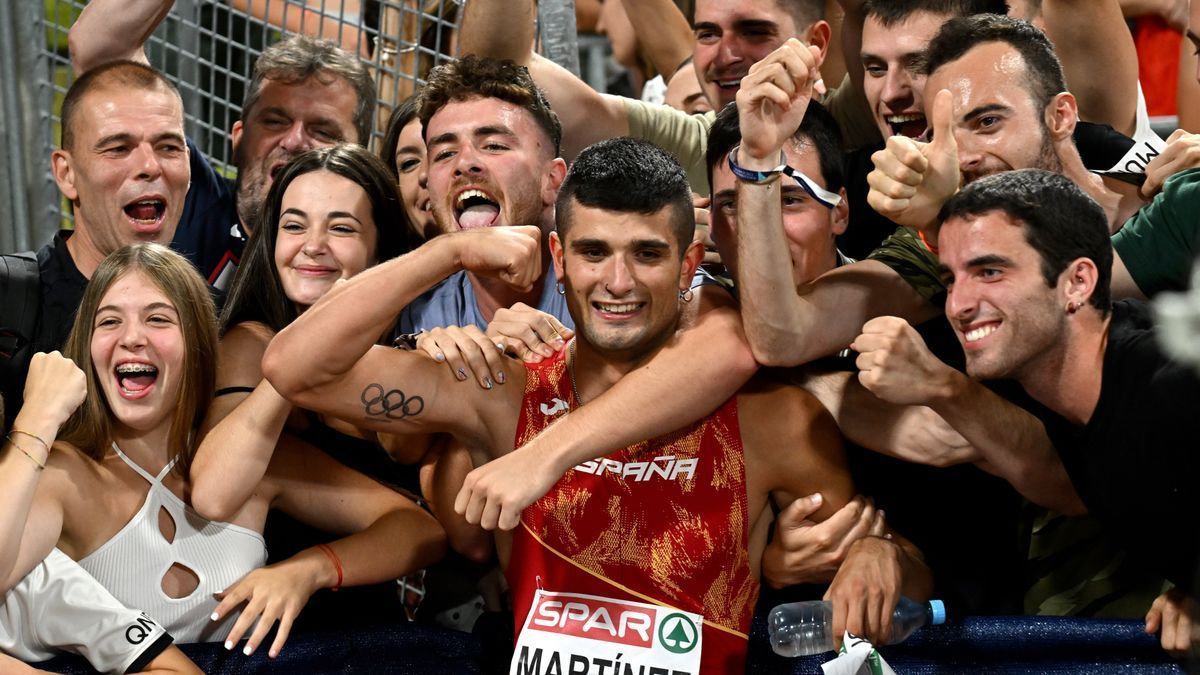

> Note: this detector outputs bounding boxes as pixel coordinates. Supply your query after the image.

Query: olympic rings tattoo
[361,383,425,421]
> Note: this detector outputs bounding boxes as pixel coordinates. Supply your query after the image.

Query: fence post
[537,0,579,77]
[0,0,38,252]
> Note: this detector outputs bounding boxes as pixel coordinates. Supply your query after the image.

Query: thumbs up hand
[867,89,961,238]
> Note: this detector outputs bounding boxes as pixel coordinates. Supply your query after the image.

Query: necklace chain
[568,338,583,407]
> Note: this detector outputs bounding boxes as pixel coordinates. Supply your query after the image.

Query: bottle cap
[928,599,946,625]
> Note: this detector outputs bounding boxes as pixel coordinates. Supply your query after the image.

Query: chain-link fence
[9,0,469,251]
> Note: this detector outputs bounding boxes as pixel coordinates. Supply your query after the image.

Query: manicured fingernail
[496,371,506,384]
[269,649,279,659]
[538,345,553,357]
[243,644,253,656]
[553,336,565,347]
[435,352,445,362]
[224,641,233,651]
[211,612,220,621]
[484,377,494,389]
[811,493,823,505]
[456,368,467,380]
[495,342,505,351]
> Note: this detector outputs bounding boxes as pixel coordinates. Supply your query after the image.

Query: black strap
[214,385,257,397]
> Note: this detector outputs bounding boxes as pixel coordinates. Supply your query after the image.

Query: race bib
[511,589,704,675]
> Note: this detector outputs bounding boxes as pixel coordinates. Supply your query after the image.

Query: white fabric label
[510,589,704,675]
[820,631,897,675]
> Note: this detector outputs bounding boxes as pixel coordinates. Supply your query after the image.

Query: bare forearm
[459,0,535,63]
[138,646,203,675]
[525,303,757,477]
[0,412,60,586]
[1043,0,1139,135]
[619,0,693,77]
[932,375,1084,514]
[190,384,290,522]
[69,0,171,74]
[265,236,461,397]
[314,509,446,587]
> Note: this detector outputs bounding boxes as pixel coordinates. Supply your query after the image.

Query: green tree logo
[658,613,698,654]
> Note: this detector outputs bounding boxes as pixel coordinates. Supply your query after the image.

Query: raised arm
[0,353,86,593]
[851,316,1084,514]
[190,323,291,522]
[1042,0,1140,136]
[264,228,541,438]
[619,0,693,78]
[455,285,758,530]
[459,0,631,160]
[68,0,171,74]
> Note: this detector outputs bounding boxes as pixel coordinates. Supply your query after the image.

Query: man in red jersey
[265,137,931,673]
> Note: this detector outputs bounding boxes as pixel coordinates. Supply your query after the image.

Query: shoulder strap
[0,252,41,360]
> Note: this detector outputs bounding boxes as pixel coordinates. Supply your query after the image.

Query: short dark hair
[221,143,423,334]
[556,138,694,255]
[705,100,845,194]
[922,13,1065,112]
[243,35,377,145]
[60,61,181,151]
[939,168,1112,312]
[380,94,421,178]
[418,55,562,157]
[862,0,1007,25]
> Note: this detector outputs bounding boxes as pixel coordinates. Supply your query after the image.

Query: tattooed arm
[264,228,539,444]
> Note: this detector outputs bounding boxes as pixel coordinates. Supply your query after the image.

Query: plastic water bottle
[768,597,946,657]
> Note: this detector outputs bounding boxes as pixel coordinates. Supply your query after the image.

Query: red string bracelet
[316,543,343,592]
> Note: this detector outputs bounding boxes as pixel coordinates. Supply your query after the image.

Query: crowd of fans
[1,0,1199,672]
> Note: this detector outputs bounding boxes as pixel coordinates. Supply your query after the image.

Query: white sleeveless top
[78,444,267,644]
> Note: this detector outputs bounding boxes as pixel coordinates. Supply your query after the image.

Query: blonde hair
[60,244,217,475]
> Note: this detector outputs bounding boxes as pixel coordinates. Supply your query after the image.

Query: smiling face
[273,170,378,310]
[665,65,714,114]
[926,41,1063,183]
[552,201,701,361]
[709,136,846,284]
[231,76,360,232]
[90,270,187,435]
[53,85,190,264]
[861,11,947,139]
[425,96,563,234]
[940,210,1067,381]
[692,0,801,109]
[393,118,438,237]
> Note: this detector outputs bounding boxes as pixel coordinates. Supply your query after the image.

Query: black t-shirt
[171,139,244,291]
[1,232,88,426]
[1042,300,1200,594]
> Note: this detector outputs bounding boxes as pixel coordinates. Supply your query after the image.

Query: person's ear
[1063,256,1099,309]
[51,149,79,203]
[549,230,566,281]
[830,188,849,236]
[542,158,568,207]
[1045,92,1078,142]
[806,20,832,65]
[231,119,244,158]
[680,239,705,290]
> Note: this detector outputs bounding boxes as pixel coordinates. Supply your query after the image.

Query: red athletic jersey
[508,349,757,674]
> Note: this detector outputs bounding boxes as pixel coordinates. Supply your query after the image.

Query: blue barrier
[35,615,1186,673]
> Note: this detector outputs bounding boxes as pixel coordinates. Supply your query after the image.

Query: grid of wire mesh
[35,0,463,226]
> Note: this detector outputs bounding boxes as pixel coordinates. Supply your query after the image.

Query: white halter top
[78,444,267,643]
